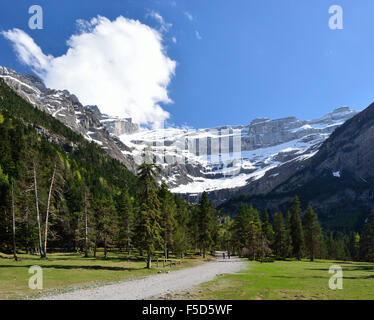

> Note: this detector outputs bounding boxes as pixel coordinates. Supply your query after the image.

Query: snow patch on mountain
[118,107,358,194]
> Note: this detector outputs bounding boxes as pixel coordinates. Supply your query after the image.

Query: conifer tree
[173,196,189,258]
[101,197,116,260]
[135,163,162,268]
[198,192,215,258]
[248,208,262,260]
[116,189,134,254]
[261,210,274,245]
[273,212,287,258]
[290,196,304,260]
[11,179,17,261]
[232,204,252,256]
[222,215,233,254]
[349,232,360,261]
[359,210,374,262]
[284,211,293,258]
[188,205,200,253]
[0,165,9,253]
[159,182,176,259]
[302,205,321,261]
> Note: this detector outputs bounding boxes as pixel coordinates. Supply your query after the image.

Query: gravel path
[39,253,246,300]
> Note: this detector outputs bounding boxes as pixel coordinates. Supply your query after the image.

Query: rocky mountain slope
[0,66,138,171]
[0,66,359,203]
[220,102,374,229]
[120,107,358,202]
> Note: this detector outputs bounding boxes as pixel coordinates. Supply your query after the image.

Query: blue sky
[1,0,374,128]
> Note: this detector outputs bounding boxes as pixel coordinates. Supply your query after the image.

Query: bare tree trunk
[126,221,130,255]
[84,188,89,258]
[11,181,17,261]
[203,247,206,258]
[94,237,97,258]
[25,207,30,254]
[164,239,168,260]
[33,163,43,258]
[43,163,56,258]
[104,236,107,259]
[147,249,152,269]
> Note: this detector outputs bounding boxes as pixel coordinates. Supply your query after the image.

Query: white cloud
[146,10,172,33]
[172,37,177,44]
[184,11,194,21]
[2,16,176,128]
[1,28,52,73]
[195,30,202,40]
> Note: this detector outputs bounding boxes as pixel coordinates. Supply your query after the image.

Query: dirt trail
[39,253,246,300]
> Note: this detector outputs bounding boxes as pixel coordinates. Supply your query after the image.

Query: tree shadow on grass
[340,275,374,280]
[0,264,144,271]
[1,255,147,263]
[269,275,327,280]
[308,265,374,272]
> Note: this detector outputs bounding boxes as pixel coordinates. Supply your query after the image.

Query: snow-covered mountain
[120,107,358,198]
[0,66,138,171]
[0,66,359,201]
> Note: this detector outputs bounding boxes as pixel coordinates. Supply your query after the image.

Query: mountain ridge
[0,66,359,202]
[219,101,374,230]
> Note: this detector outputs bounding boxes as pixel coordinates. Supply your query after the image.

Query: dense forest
[229,196,374,262]
[1,78,374,266]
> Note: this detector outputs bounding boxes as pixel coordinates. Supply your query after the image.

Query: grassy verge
[183,259,374,300]
[0,250,211,300]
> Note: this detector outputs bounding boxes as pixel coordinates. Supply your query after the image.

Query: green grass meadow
[0,250,208,300]
[193,259,374,300]
[2,251,374,300]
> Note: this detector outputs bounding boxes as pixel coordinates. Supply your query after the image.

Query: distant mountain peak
[0,66,359,201]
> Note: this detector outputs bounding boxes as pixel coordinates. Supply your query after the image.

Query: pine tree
[210,211,220,254]
[248,208,262,260]
[198,192,215,258]
[349,232,360,261]
[359,210,374,262]
[284,211,293,258]
[290,196,304,260]
[91,196,116,259]
[135,163,162,268]
[158,182,177,259]
[232,204,252,256]
[0,165,9,253]
[188,205,200,254]
[101,197,116,260]
[116,189,134,254]
[273,212,287,258]
[302,205,321,261]
[222,215,233,254]
[11,179,17,261]
[261,210,274,245]
[173,196,189,258]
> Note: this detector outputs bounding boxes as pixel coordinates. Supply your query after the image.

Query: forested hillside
[2,77,374,267]
[218,101,374,232]
[0,78,138,254]
[0,79,221,265]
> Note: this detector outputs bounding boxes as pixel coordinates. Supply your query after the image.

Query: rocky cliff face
[0,66,137,171]
[120,106,357,203]
[0,66,360,204]
[219,102,374,228]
